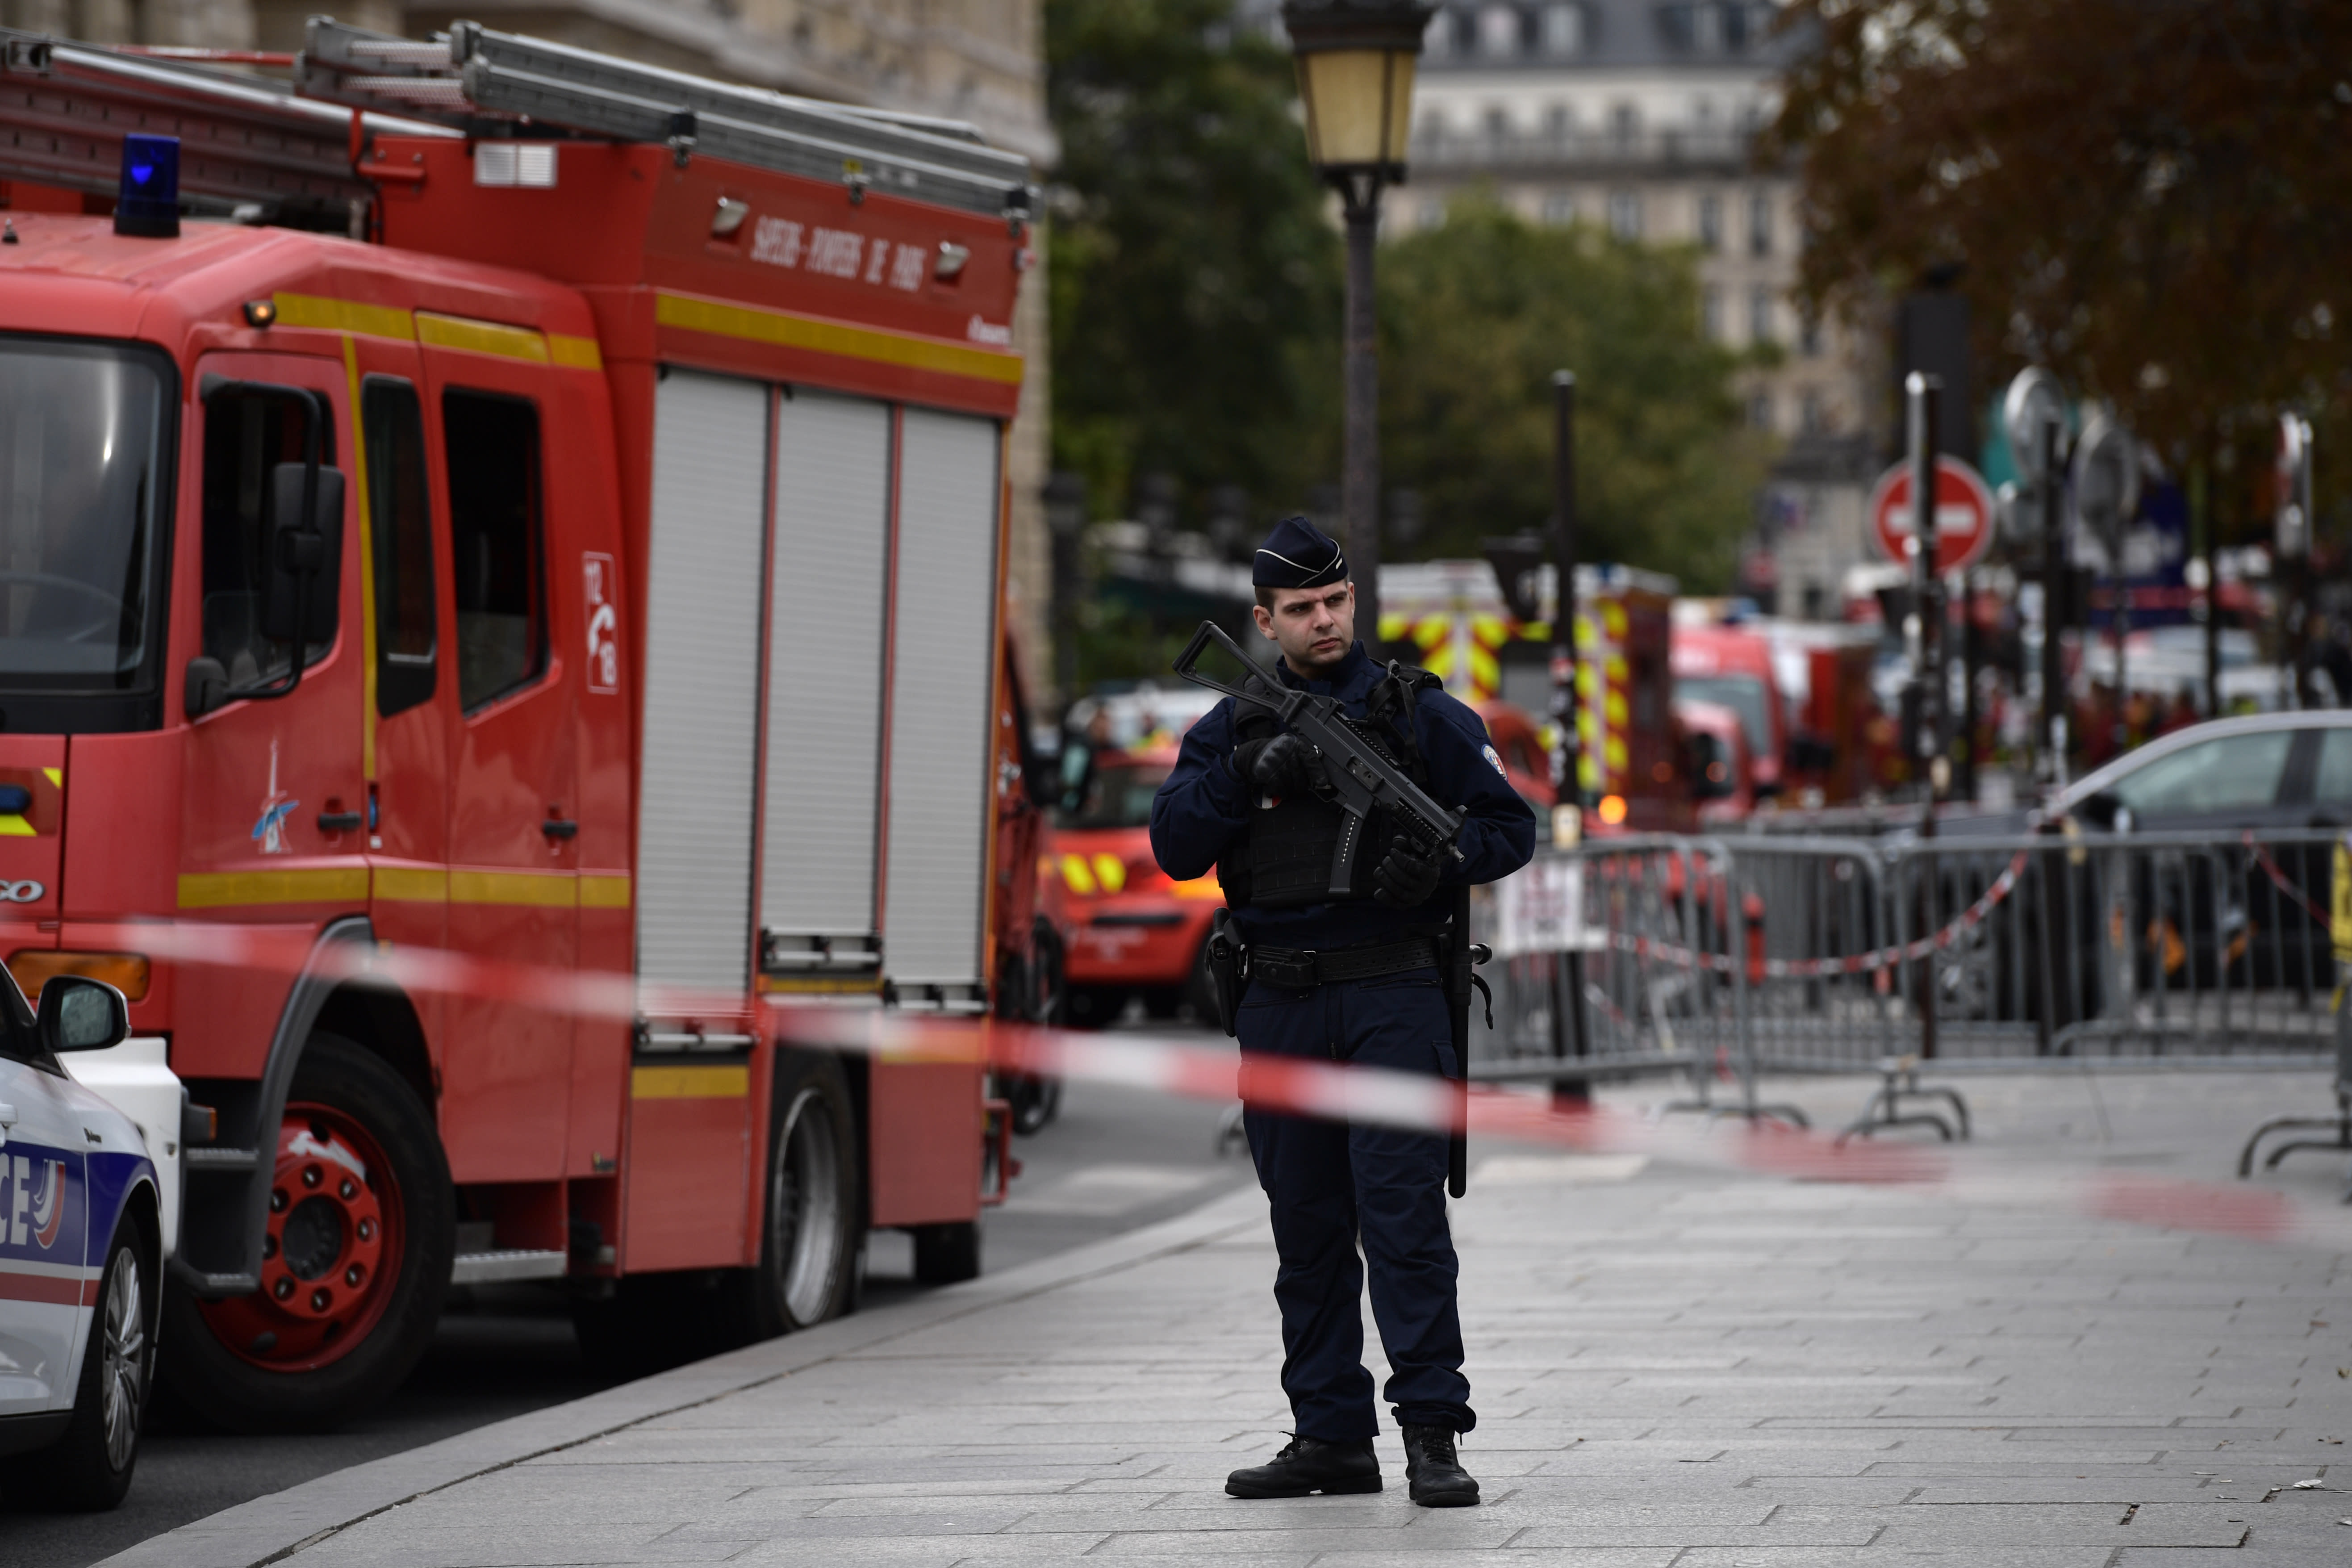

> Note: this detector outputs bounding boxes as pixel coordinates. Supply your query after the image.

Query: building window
[1541,3,1583,56]
[1608,189,1642,239]
[1697,192,1722,251]
[1748,392,1773,431]
[1484,105,1511,146]
[1546,102,1571,143]
[1798,312,1822,358]
[1749,285,1775,344]
[1748,189,1773,256]
[1800,390,1825,435]
[1478,4,1520,59]
[1701,287,1724,341]
[1423,8,1453,59]
[1694,0,1724,54]
[1543,191,1577,225]
[1611,102,1638,146]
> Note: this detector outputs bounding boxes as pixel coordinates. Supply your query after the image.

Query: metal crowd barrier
[1474,825,2351,1147]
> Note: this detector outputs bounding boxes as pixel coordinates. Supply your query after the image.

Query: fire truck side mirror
[259,461,345,647]
[184,657,230,719]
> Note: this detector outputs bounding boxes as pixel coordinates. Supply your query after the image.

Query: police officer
[1149,516,1535,1507]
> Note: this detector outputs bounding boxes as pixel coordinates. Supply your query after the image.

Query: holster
[1205,908,1247,1039]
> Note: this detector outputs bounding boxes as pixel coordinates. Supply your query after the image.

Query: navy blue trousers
[1237,966,1474,1442]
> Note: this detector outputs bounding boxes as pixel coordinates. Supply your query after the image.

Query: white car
[0,974,169,1509]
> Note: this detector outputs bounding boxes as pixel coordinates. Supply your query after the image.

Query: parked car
[1926,713,2352,1014]
[0,975,163,1510]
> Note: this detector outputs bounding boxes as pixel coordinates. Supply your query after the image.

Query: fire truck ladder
[0,27,457,228]
[295,17,1034,223]
[0,18,1032,231]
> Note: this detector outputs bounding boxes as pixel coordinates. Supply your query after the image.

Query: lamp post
[1282,0,1431,648]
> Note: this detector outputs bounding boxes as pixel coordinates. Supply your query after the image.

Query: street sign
[2071,411,2140,538]
[2001,367,2067,489]
[1869,454,1995,575]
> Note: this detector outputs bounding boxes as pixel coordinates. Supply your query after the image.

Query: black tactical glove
[1372,832,1443,907]
[1230,732,1322,796]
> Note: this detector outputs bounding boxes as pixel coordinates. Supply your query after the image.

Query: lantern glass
[1295,47,1419,169]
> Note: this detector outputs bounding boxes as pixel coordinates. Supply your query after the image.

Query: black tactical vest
[1216,663,1440,911]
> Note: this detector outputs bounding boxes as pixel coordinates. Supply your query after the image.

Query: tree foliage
[1045,0,1339,522]
[1767,0,2352,523]
[1379,197,1767,588]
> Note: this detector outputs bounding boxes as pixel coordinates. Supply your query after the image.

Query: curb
[97,1185,1269,1568]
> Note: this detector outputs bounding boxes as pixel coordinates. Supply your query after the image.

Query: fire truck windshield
[0,339,172,718]
[1067,761,1171,831]
[1675,673,1773,764]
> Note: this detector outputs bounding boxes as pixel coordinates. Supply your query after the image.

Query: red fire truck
[0,21,1040,1425]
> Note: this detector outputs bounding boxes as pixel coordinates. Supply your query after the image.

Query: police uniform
[1149,518,1535,1505]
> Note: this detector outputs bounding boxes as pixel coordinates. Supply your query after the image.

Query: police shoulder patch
[1482,744,1508,778]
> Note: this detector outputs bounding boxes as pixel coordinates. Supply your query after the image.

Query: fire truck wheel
[735,1052,859,1338]
[163,1033,453,1432]
[911,1221,981,1285]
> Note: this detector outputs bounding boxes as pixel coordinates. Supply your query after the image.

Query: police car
[0,972,170,1510]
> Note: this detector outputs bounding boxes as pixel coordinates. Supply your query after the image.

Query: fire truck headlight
[242,298,278,329]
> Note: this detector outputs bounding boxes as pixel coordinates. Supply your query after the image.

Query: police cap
[1253,515,1348,590]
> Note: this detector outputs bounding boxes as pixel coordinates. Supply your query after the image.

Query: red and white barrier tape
[2244,830,2333,926]
[92,918,2352,1251]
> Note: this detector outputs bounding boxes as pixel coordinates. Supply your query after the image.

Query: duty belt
[1249,936,1442,991]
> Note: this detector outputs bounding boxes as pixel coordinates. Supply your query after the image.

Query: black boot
[1400,1425,1480,1506]
[1225,1434,1382,1498]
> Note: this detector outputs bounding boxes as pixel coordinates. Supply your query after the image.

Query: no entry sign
[1870,456,1995,576]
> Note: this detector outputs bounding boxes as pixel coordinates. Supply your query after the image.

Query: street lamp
[1283,0,1432,648]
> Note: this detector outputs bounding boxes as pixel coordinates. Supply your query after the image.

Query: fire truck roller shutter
[762,393,892,958]
[880,410,1002,991]
[638,370,768,993]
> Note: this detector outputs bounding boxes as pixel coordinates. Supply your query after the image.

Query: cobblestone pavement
[114,1073,2352,1567]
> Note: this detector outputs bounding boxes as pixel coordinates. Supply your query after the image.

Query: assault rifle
[1176,620,1480,1197]
[1173,621,1466,894]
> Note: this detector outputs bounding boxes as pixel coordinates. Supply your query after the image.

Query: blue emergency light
[114,133,180,238]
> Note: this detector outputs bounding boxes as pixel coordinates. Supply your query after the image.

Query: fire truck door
[177,358,368,1058]
[352,348,449,1039]
[422,347,578,1182]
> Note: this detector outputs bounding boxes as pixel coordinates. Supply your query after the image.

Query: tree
[1045,0,1340,523]
[1768,0,2352,533]
[1379,196,1767,588]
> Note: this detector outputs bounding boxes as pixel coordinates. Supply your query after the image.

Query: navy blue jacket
[1149,643,1537,948]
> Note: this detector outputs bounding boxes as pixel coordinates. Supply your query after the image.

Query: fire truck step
[449,1249,568,1285]
[183,1146,261,1170]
